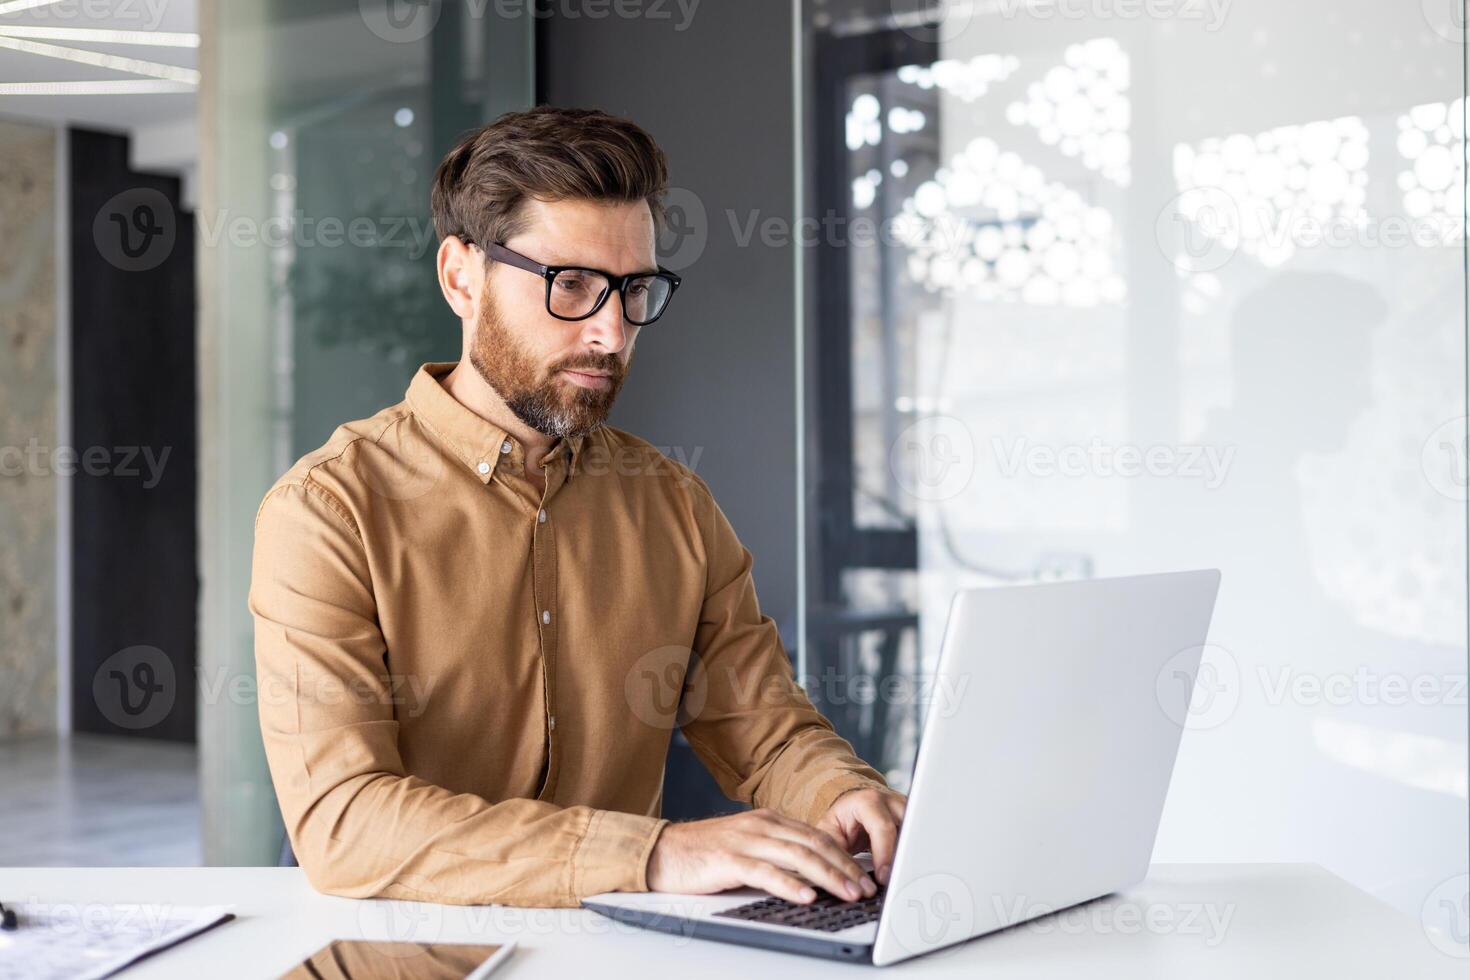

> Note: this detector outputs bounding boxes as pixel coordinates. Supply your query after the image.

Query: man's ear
[437,236,483,322]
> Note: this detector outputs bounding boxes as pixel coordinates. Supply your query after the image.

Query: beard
[468,290,629,440]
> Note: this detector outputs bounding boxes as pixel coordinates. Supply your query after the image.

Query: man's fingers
[885,793,907,825]
[813,813,850,851]
[761,818,870,892]
[734,856,817,905]
[854,797,900,885]
[745,837,869,902]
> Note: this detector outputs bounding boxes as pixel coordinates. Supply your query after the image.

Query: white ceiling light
[0,0,64,15]
[0,26,199,47]
[0,33,198,85]
[0,79,193,94]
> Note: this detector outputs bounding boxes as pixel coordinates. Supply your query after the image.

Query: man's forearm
[272,762,668,907]
[685,718,893,826]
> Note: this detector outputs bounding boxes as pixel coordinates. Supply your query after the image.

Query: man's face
[469,197,656,440]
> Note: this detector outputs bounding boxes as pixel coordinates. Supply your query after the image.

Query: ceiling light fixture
[0,34,199,84]
[0,26,200,47]
[0,79,194,94]
[0,0,64,15]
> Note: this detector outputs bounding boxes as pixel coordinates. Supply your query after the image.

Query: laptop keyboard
[714,886,885,933]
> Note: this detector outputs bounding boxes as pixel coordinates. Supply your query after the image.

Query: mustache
[554,355,625,378]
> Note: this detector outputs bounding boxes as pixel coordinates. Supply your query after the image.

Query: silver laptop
[584,570,1222,966]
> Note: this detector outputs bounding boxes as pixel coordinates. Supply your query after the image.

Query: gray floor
[0,733,202,866]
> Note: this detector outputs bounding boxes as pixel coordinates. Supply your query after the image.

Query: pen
[0,901,16,930]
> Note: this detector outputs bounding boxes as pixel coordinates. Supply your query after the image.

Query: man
[249,106,906,909]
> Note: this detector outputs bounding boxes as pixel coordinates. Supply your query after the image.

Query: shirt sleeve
[678,475,902,826]
[249,481,667,908]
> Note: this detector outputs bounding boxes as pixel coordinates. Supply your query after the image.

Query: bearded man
[249,106,905,909]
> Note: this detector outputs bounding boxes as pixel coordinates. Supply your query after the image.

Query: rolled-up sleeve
[249,480,667,907]
[678,476,901,826]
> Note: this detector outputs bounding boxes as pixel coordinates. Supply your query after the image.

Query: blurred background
[0,0,1465,944]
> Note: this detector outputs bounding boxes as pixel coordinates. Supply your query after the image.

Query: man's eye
[627,283,648,297]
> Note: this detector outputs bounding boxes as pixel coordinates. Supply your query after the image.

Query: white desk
[2,864,1460,977]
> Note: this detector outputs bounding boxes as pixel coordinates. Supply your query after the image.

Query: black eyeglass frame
[463,237,682,326]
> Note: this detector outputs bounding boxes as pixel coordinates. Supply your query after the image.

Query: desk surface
[2,864,1461,977]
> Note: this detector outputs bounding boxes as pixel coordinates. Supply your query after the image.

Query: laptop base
[581,899,874,963]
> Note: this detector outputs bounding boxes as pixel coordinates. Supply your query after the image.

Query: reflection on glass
[805,1,1466,926]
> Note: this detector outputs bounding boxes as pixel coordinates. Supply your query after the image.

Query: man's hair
[431,106,669,254]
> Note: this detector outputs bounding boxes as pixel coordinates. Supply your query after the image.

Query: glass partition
[802,0,1468,934]
[198,0,533,864]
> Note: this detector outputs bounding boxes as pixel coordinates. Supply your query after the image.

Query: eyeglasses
[464,238,681,326]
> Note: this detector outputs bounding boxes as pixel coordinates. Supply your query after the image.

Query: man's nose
[580,290,629,353]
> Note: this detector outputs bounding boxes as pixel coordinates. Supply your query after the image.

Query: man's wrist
[806,773,891,824]
[640,818,673,891]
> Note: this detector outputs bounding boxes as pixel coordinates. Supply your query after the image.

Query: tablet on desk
[278,939,516,979]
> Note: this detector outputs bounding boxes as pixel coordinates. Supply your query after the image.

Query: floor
[0,733,201,866]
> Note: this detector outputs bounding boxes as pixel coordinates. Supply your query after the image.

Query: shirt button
[538,509,547,523]
[548,715,557,732]
[541,609,551,625]
[476,461,490,475]
[500,440,513,454]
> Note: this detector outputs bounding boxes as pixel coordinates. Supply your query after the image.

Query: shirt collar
[406,362,587,483]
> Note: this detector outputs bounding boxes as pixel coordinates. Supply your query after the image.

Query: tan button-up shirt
[249,362,893,908]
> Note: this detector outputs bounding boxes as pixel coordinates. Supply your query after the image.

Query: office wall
[0,119,58,739]
[540,5,801,639]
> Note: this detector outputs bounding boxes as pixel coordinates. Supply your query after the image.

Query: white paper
[0,901,233,980]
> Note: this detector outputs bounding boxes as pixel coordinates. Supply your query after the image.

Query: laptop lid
[872,570,1221,966]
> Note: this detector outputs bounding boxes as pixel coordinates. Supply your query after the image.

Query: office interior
[0,0,1466,965]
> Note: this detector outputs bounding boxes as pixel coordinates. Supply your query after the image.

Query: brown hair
[431,106,669,255]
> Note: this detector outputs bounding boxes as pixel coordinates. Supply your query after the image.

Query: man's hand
[814,787,907,886]
[646,808,879,905]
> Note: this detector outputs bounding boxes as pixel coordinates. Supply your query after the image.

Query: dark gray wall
[541,5,800,639]
[71,128,198,743]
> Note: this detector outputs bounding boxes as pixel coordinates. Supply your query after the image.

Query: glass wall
[802,0,1468,932]
[198,0,533,863]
